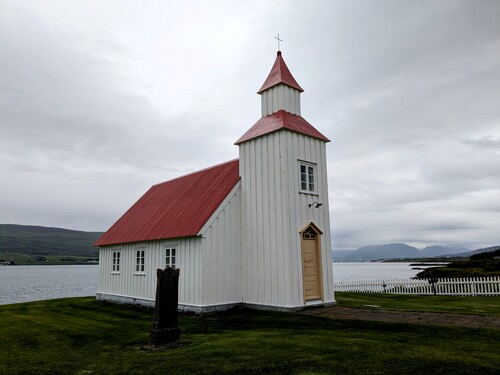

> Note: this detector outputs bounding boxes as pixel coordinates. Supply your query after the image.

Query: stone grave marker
[149,267,180,348]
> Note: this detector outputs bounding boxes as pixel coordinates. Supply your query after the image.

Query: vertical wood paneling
[240,142,250,303]
[198,185,241,306]
[284,86,290,113]
[272,87,278,113]
[261,93,267,116]
[255,138,264,301]
[278,85,285,110]
[239,128,334,308]
[263,136,272,303]
[289,87,296,114]
[98,237,203,306]
[266,90,273,116]
[279,130,292,305]
[259,85,301,116]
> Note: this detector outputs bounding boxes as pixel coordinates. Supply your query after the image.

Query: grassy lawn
[336,292,500,316]
[0,296,498,374]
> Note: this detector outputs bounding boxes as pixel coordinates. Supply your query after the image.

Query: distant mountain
[0,224,103,257]
[446,245,500,258]
[331,250,354,260]
[420,245,470,257]
[338,243,421,261]
[333,243,481,261]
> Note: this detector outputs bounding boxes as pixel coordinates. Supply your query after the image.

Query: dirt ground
[302,306,500,329]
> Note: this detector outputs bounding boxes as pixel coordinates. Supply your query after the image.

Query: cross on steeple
[274,34,283,51]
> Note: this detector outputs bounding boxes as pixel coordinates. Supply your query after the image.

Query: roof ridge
[153,158,239,187]
[94,158,240,246]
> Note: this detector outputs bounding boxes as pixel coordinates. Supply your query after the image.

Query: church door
[301,225,323,302]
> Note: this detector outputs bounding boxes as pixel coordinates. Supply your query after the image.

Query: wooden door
[301,226,323,302]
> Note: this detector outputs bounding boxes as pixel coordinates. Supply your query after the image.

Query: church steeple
[237,49,334,309]
[258,51,304,94]
[235,51,329,145]
[258,51,303,117]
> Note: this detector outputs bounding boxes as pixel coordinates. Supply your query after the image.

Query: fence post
[428,278,438,296]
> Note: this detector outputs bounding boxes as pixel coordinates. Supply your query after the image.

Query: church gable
[94,159,240,246]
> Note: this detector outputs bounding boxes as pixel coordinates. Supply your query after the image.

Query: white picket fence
[333,277,500,296]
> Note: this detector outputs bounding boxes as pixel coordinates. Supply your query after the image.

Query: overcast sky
[1,0,499,250]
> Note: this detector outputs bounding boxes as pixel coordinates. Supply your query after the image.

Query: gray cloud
[1,0,499,250]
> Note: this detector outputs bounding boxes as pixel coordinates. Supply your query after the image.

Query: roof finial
[274,34,283,52]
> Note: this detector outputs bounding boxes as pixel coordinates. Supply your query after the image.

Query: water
[333,262,425,283]
[0,262,428,305]
[0,265,99,305]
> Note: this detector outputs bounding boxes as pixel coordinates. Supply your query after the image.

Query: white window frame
[111,251,120,273]
[135,248,146,274]
[299,161,317,194]
[165,246,177,269]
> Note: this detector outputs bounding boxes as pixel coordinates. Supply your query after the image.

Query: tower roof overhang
[235,110,330,145]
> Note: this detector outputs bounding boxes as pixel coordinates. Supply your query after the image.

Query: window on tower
[299,161,317,193]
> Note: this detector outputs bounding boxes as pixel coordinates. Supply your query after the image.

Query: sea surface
[0,265,99,305]
[333,262,426,283]
[0,262,427,305]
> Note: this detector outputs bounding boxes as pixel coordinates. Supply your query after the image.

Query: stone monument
[150,267,180,348]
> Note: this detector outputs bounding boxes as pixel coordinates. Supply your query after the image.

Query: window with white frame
[112,251,120,272]
[166,247,176,269]
[135,249,145,273]
[299,161,317,193]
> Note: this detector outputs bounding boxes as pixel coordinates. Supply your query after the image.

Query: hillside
[334,243,475,261]
[338,243,421,261]
[0,224,103,264]
[420,245,469,257]
[416,248,500,278]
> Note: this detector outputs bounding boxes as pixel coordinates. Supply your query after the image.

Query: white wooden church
[94,50,335,312]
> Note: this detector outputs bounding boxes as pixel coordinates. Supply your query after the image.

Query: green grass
[1,296,499,374]
[336,292,500,316]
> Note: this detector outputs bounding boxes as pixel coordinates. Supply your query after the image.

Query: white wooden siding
[198,184,242,306]
[261,84,301,116]
[98,237,202,306]
[239,130,334,308]
[97,183,242,309]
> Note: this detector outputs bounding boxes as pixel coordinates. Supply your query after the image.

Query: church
[94,50,335,312]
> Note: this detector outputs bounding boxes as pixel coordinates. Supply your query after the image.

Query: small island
[416,249,500,278]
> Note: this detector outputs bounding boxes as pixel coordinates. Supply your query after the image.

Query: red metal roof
[94,159,240,246]
[257,51,304,94]
[235,110,330,145]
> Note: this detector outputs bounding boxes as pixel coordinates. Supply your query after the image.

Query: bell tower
[258,50,303,116]
[236,51,335,309]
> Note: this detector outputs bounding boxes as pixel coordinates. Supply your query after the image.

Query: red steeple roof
[235,110,330,145]
[94,160,240,246]
[257,51,304,94]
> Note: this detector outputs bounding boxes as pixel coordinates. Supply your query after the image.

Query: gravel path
[302,306,500,329]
